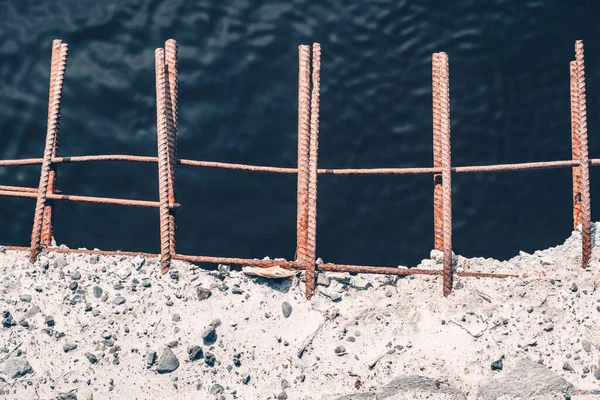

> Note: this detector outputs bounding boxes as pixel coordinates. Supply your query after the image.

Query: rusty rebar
[6,245,520,279]
[165,39,178,256]
[5,155,600,175]
[41,39,62,247]
[0,185,38,193]
[439,52,453,296]
[319,160,589,175]
[305,43,321,299]
[570,61,582,230]
[297,45,311,263]
[575,41,591,269]
[432,53,443,252]
[318,263,518,279]
[174,254,306,269]
[0,189,180,208]
[155,48,172,273]
[29,42,68,264]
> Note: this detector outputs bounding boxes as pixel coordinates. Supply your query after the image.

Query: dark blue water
[1,1,600,267]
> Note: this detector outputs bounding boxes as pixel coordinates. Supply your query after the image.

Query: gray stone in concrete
[477,358,574,400]
[0,357,33,379]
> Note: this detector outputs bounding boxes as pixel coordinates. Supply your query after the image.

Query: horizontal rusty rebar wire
[0,185,38,193]
[3,245,517,279]
[0,190,180,209]
[2,155,600,174]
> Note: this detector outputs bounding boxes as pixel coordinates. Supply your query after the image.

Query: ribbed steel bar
[165,39,178,256]
[439,52,453,296]
[0,158,44,166]
[5,245,519,279]
[570,61,582,230]
[3,156,600,174]
[29,42,68,264]
[305,43,321,299]
[174,254,306,269]
[432,53,443,251]
[5,245,305,270]
[297,45,311,263]
[155,48,172,273]
[0,185,38,193]
[318,263,517,278]
[41,40,63,247]
[575,41,591,269]
[319,160,586,174]
[0,190,180,208]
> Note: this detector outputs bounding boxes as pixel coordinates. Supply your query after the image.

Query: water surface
[1,1,600,267]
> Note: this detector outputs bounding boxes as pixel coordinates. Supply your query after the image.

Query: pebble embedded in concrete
[156,347,179,373]
[282,301,292,318]
[63,343,78,353]
[196,287,212,301]
[491,359,503,371]
[85,352,98,364]
[187,345,203,361]
[113,296,126,305]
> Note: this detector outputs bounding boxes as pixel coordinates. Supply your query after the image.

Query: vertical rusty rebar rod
[29,42,68,263]
[570,61,582,231]
[575,40,591,269]
[296,45,311,264]
[432,53,443,251]
[165,39,178,256]
[438,52,453,296]
[155,48,172,273]
[41,39,63,247]
[305,43,321,299]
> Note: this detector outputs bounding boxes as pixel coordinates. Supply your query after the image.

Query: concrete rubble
[1,224,600,399]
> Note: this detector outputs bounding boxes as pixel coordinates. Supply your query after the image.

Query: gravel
[93,286,103,298]
[85,352,98,364]
[145,349,157,368]
[282,301,292,318]
[19,294,32,303]
[196,287,212,300]
[201,325,216,344]
[491,359,503,371]
[62,343,78,353]
[0,357,33,378]
[187,345,203,361]
[113,296,126,305]
[0,225,599,399]
[156,347,179,373]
